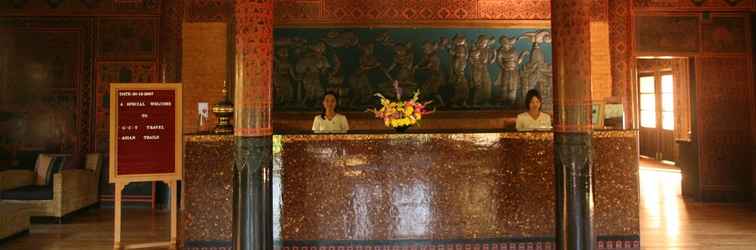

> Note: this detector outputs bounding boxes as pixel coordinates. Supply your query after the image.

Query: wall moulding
[274,20,551,29]
[632,0,754,11]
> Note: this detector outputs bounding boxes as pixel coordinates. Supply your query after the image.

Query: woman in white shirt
[515,89,552,131]
[312,91,349,133]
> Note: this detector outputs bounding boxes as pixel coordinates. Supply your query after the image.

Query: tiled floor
[2,159,755,249]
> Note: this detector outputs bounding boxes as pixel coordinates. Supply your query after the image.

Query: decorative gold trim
[593,130,638,138]
[184,134,234,142]
[275,20,551,29]
[280,132,555,142]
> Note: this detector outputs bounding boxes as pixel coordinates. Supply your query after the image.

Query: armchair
[0,153,103,222]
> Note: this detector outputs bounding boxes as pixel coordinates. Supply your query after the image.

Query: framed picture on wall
[592,102,605,129]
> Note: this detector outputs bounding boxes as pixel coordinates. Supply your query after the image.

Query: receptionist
[515,89,552,131]
[312,91,349,133]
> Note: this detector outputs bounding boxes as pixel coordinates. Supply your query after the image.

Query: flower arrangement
[367,81,434,130]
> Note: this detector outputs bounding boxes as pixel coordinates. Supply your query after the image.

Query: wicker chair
[0,153,102,223]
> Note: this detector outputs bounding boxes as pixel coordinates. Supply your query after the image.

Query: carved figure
[376,31,396,47]
[273,47,296,106]
[295,41,330,106]
[469,35,496,106]
[416,40,445,107]
[447,34,470,107]
[322,31,359,48]
[326,55,347,107]
[386,42,417,95]
[349,43,380,107]
[495,35,529,105]
[520,30,553,106]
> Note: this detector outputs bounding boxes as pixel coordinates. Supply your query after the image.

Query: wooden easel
[113,179,178,249]
[109,83,183,249]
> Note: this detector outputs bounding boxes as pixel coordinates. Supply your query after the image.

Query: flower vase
[394,125,411,132]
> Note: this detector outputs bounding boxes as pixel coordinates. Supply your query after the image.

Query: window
[640,75,656,128]
[661,74,674,131]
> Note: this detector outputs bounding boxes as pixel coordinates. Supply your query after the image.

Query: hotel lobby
[1,1,755,250]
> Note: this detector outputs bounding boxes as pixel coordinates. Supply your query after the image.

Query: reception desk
[182,130,639,250]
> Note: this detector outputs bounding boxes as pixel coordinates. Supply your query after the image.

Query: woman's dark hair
[320,91,339,119]
[524,89,542,110]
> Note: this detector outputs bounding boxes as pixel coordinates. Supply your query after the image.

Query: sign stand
[113,180,178,249]
[109,83,183,249]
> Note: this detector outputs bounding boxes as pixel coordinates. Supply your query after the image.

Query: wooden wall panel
[182,23,227,134]
[0,18,94,160]
[701,16,748,54]
[634,11,754,202]
[635,15,700,54]
[592,21,613,102]
[591,0,612,102]
[96,17,159,60]
[0,1,179,206]
[0,0,162,16]
[184,0,228,22]
[94,62,158,152]
[697,56,753,201]
[633,0,753,10]
[162,0,184,83]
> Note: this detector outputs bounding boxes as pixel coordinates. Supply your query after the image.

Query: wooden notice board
[109,83,182,182]
[109,83,182,249]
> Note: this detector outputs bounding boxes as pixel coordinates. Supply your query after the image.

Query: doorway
[637,60,679,163]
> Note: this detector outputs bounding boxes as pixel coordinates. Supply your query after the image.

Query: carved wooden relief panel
[273,27,553,112]
[635,15,700,53]
[97,17,159,59]
[0,18,93,155]
[702,16,748,53]
[162,0,183,82]
[185,0,228,22]
[0,0,162,15]
[94,62,157,152]
[591,0,609,22]
[697,56,752,199]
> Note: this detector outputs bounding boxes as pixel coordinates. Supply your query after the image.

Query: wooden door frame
[637,67,678,162]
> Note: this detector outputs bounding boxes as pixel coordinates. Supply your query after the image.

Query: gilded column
[232,1,274,250]
[551,0,594,249]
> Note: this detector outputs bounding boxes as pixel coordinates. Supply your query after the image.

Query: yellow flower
[404,106,414,116]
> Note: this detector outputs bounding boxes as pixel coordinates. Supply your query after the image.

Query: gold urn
[211,82,234,134]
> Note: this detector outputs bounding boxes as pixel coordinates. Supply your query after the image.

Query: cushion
[0,185,53,200]
[33,154,68,186]
[33,154,55,186]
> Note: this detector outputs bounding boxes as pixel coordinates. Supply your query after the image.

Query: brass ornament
[211,81,234,134]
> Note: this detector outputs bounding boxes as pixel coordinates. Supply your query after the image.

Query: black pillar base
[233,136,273,250]
[554,132,594,250]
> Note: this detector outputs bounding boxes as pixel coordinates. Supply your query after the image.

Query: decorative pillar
[551,0,594,249]
[608,0,635,129]
[232,1,274,250]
